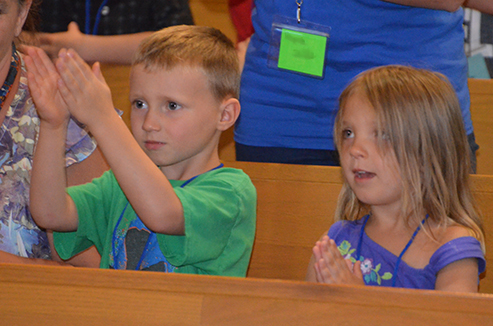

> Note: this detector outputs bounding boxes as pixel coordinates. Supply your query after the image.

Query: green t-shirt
[53,167,257,277]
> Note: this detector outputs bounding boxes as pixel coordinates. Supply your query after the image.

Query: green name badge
[278,28,327,78]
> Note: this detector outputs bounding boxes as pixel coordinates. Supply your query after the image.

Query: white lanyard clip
[296,0,303,23]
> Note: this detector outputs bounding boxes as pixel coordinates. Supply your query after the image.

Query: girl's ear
[217,98,240,131]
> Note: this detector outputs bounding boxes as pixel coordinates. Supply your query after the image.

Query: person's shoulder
[208,167,254,187]
[188,167,256,200]
[438,224,475,245]
[428,223,485,275]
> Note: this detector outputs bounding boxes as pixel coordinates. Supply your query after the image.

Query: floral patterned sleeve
[0,58,96,260]
[64,118,97,167]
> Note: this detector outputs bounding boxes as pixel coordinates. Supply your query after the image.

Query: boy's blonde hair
[133,25,240,101]
[334,65,484,250]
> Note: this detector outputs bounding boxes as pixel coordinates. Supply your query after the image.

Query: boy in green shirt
[27,26,256,276]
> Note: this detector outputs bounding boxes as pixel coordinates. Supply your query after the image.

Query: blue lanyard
[85,0,110,35]
[112,163,224,270]
[355,214,429,287]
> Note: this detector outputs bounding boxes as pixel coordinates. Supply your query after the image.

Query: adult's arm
[0,250,66,266]
[464,0,493,14]
[37,22,152,65]
[381,0,466,12]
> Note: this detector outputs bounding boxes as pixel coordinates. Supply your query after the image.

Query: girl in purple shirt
[306,65,485,292]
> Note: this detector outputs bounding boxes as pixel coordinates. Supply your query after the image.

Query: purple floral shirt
[0,56,96,259]
[328,219,486,289]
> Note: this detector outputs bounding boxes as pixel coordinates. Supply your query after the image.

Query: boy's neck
[159,153,222,181]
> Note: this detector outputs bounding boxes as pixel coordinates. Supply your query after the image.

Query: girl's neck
[369,203,402,226]
[368,206,423,233]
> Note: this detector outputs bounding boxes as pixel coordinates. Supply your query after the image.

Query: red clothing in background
[228,0,254,42]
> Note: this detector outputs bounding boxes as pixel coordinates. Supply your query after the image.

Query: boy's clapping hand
[55,48,115,128]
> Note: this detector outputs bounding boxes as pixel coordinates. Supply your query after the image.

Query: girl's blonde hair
[334,65,484,250]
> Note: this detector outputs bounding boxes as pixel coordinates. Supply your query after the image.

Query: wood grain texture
[469,78,493,175]
[0,263,492,325]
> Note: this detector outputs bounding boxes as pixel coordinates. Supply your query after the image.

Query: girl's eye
[167,102,182,111]
[342,129,353,139]
[133,100,148,110]
[377,130,390,141]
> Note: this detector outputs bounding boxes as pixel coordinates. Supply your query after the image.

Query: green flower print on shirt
[337,240,393,285]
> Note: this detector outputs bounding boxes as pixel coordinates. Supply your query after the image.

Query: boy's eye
[342,129,353,139]
[133,100,148,110]
[167,102,182,111]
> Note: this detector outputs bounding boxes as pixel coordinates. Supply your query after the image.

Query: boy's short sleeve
[53,171,117,261]
[158,168,257,276]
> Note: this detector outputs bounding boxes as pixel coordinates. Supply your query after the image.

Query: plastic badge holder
[268,15,331,79]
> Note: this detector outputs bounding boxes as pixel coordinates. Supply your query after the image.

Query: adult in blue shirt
[236,0,491,171]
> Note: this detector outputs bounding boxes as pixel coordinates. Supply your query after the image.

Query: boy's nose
[142,111,161,132]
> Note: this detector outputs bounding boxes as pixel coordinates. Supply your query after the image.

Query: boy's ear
[217,97,240,131]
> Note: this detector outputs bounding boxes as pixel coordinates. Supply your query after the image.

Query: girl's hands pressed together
[25,46,70,129]
[313,235,365,286]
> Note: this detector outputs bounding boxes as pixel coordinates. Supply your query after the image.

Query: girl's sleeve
[429,237,486,276]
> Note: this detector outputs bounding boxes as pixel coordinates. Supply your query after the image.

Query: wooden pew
[92,69,493,291]
[0,263,492,325]
[101,64,132,128]
[224,161,493,294]
[469,78,493,175]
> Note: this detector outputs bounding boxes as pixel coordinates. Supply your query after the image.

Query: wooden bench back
[1,263,492,325]
[225,161,493,293]
[469,78,493,175]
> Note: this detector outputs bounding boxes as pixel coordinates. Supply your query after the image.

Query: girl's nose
[349,137,368,158]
